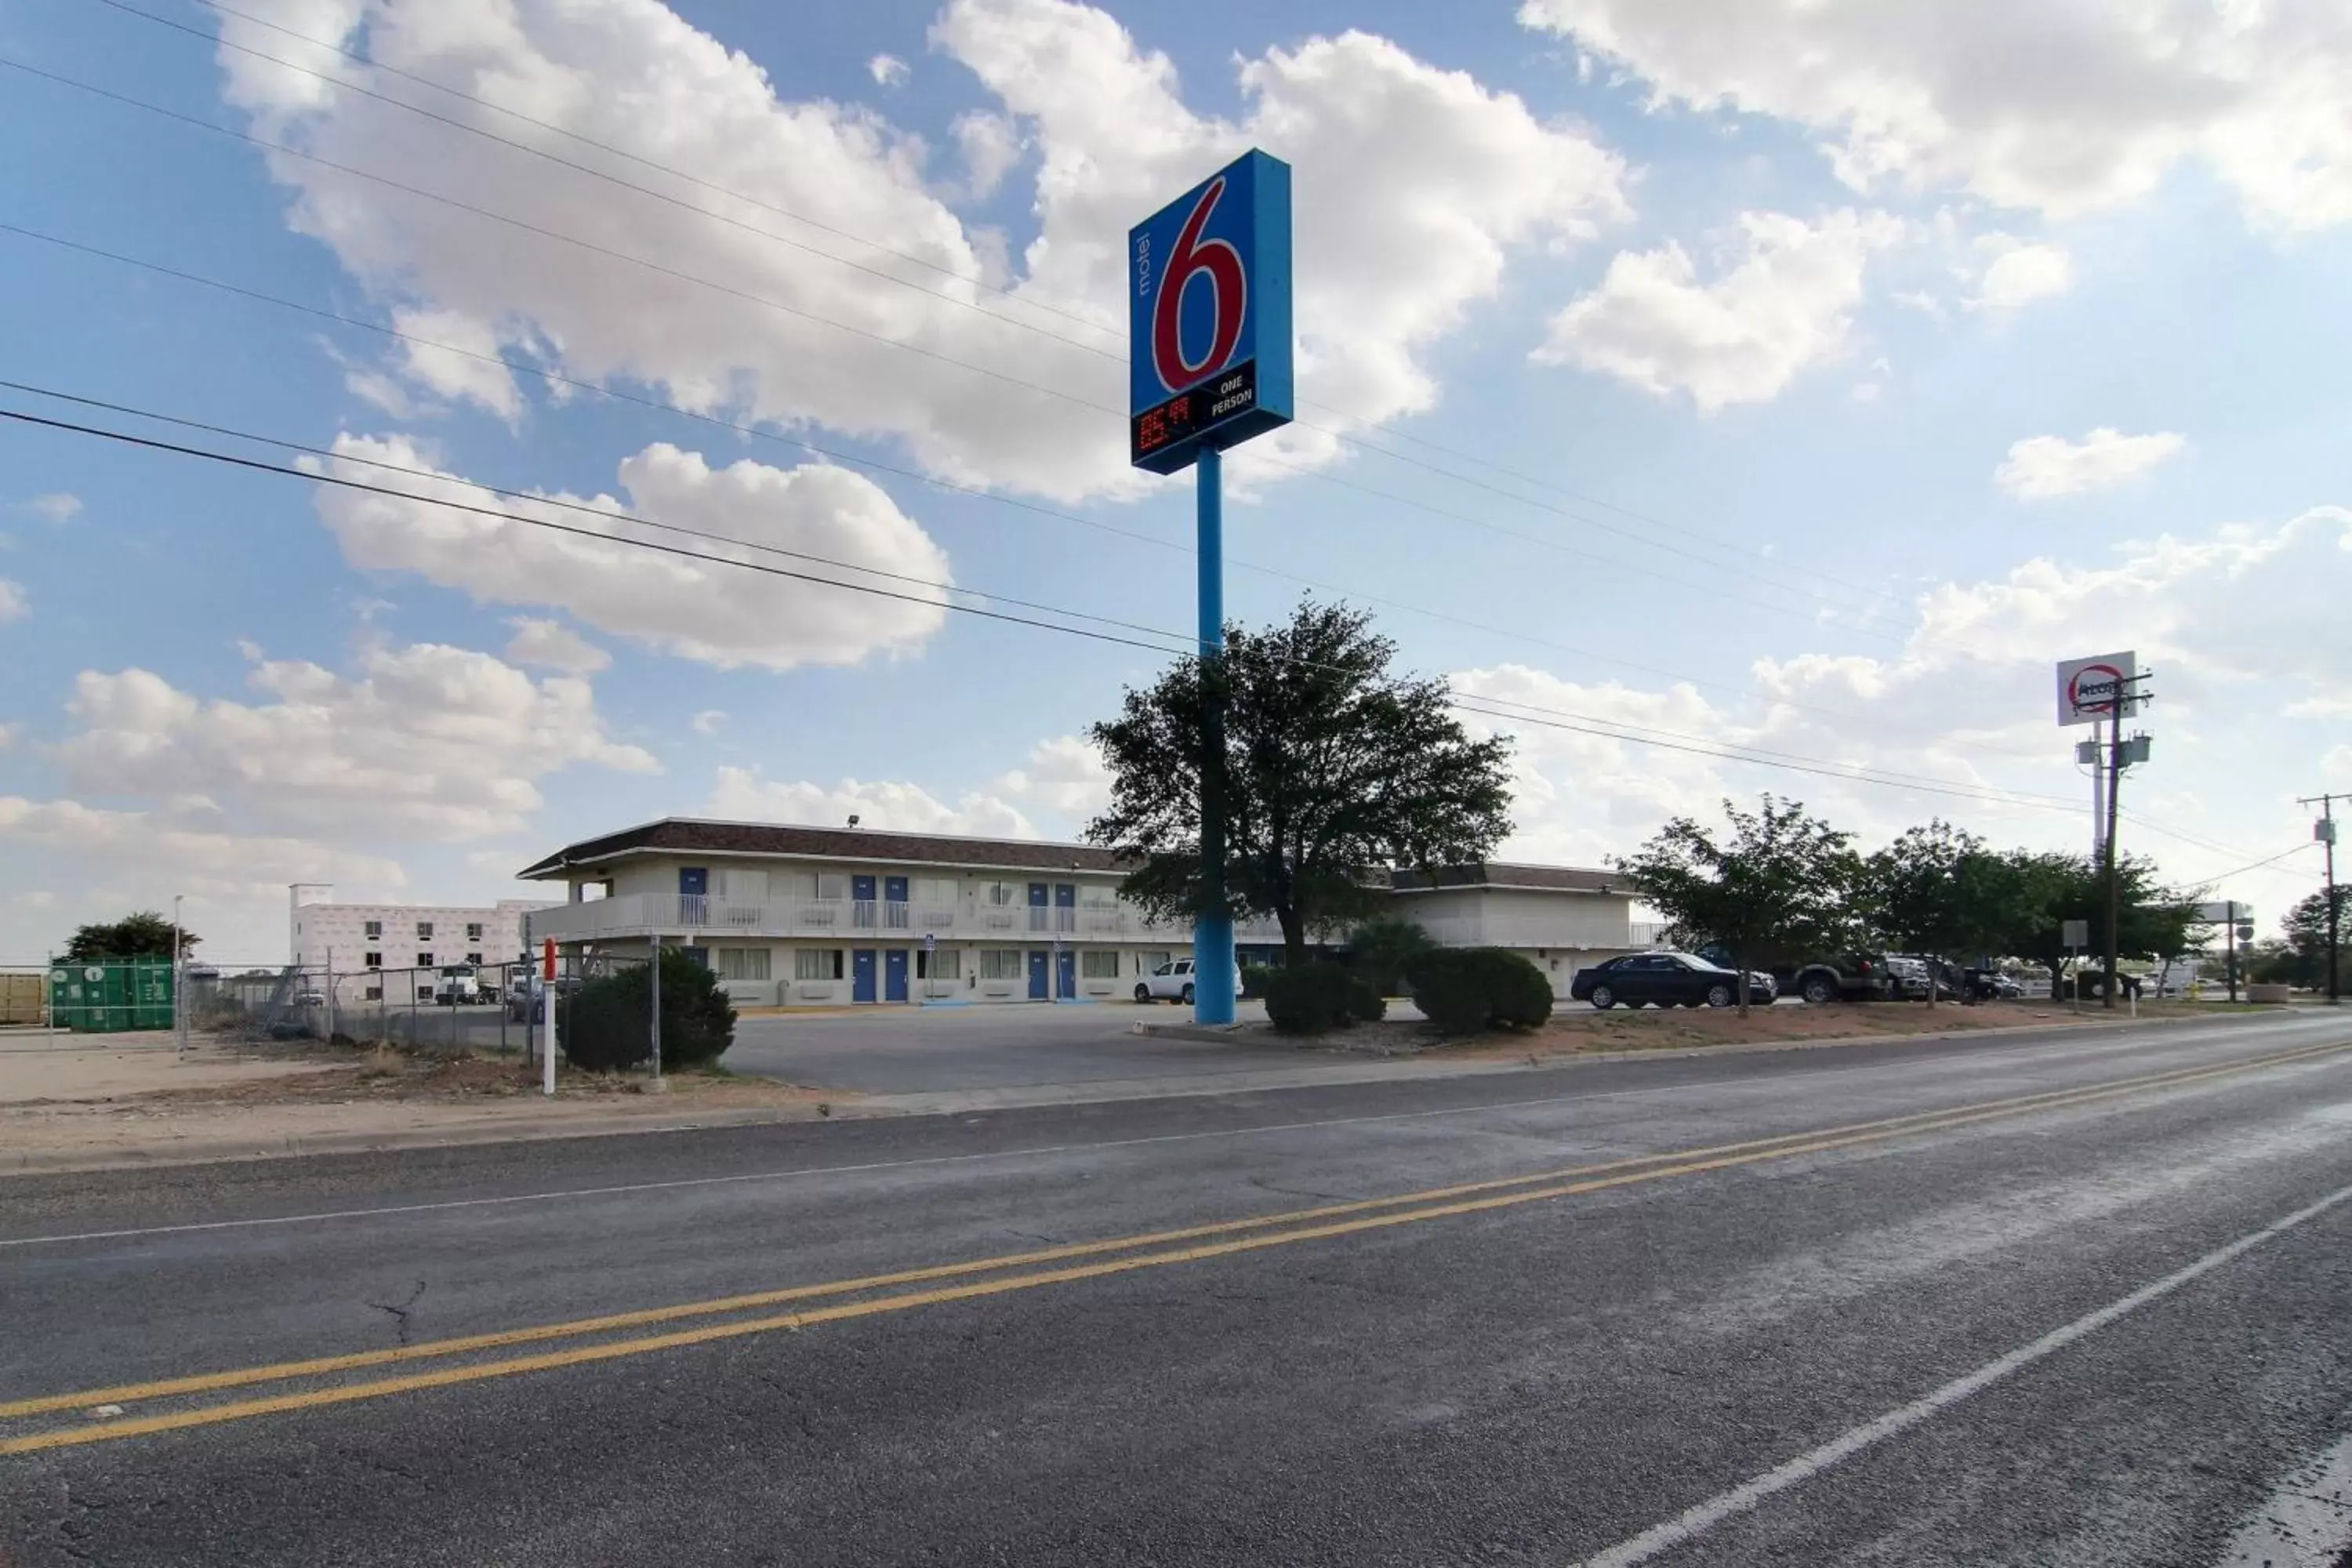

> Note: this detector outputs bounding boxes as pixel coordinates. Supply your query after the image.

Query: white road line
[1568,1180,2352,1568]
[2210,1428,2352,1566]
[0,1019,2326,1250]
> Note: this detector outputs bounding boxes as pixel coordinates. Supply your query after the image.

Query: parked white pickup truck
[1134,958,1240,1005]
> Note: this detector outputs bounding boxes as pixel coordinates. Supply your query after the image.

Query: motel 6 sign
[1128,149,1294,473]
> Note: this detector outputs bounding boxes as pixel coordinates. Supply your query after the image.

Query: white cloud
[950,110,1023,201]
[311,436,952,670]
[45,641,658,843]
[691,709,726,735]
[0,579,25,622]
[503,617,611,673]
[868,53,909,88]
[1995,429,2187,500]
[217,0,1626,501]
[1971,236,2074,314]
[706,765,1039,839]
[0,798,408,911]
[1533,209,1903,411]
[17,492,81,524]
[1517,0,2352,234]
[0,722,16,748]
[992,732,1112,822]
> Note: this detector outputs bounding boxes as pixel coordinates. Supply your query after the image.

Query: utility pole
[2099,673,2153,1011]
[2301,794,2344,1005]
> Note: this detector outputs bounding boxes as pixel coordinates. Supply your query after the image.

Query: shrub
[562,949,737,1072]
[1240,963,1279,1000]
[1404,948,1554,1033]
[1346,915,1436,997]
[1265,962,1385,1033]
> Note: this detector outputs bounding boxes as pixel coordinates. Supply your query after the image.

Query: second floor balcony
[528,893,1283,946]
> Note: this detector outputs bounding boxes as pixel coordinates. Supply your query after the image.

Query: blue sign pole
[1194,446,1235,1025]
[1127,148,1290,1029]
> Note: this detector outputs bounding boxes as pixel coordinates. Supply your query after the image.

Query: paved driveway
[723,1000,1305,1096]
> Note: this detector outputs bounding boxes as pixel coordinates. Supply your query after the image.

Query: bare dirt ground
[1283,1000,2233,1061]
[0,1034,830,1172]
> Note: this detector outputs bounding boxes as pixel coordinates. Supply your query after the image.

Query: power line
[162,0,1909,617]
[0,220,1908,725]
[0,397,2148,822]
[0,379,1196,650]
[5,47,1906,637]
[0,404,1196,659]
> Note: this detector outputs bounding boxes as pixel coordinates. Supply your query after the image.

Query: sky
[0,0,2347,961]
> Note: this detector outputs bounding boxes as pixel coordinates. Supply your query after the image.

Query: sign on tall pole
[2058,652,2150,1010]
[1131,149,1293,1026]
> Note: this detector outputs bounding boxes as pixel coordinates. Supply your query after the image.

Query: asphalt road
[6,1010,2352,1566]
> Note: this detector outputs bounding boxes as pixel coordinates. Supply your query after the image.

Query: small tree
[562,949,735,1073]
[1346,915,1436,998]
[1616,796,1859,1016]
[62,912,198,960]
[1087,601,1515,967]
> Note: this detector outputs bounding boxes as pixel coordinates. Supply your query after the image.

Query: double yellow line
[5,1036,2347,1456]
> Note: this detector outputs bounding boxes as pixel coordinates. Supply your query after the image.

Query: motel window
[1078,885,1119,908]
[364,920,383,940]
[978,949,1025,980]
[416,952,434,968]
[466,923,484,942]
[718,949,771,982]
[1138,951,1171,974]
[984,881,1017,906]
[466,952,485,967]
[922,949,961,981]
[915,877,958,906]
[363,985,382,1001]
[364,953,382,970]
[416,921,434,940]
[795,949,844,982]
[1082,950,1120,979]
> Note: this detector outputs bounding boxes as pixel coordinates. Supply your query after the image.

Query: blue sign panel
[1128,149,1293,474]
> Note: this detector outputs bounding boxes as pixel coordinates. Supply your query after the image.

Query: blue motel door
[1027,951,1049,1000]
[852,949,877,1004]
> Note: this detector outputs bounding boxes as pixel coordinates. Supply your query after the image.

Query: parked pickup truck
[1775,952,1912,1006]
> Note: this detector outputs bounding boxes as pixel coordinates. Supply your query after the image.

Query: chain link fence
[192,953,666,1066]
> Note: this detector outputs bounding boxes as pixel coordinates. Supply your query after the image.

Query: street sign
[1128,149,1293,474]
[2061,919,2090,948]
[2056,652,2136,728]
[922,933,937,953]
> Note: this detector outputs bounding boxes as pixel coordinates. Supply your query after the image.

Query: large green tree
[61,911,199,960]
[2280,887,2350,991]
[1614,795,1860,1015]
[1087,601,1515,966]
[1994,850,2205,1000]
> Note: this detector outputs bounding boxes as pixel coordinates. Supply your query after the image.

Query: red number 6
[1151,176,1247,394]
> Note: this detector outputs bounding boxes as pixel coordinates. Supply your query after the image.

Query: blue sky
[1,0,2347,959]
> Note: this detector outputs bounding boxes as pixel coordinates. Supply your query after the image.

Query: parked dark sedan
[1570,952,1776,1010]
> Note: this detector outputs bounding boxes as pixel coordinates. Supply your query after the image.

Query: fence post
[409,978,419,1047]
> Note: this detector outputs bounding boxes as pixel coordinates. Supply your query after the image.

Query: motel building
[519,818,1643,1009]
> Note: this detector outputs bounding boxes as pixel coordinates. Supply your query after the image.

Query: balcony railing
[527,894,1236,945]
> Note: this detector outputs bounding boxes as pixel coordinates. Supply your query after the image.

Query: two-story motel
[519,818,1643,1008]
